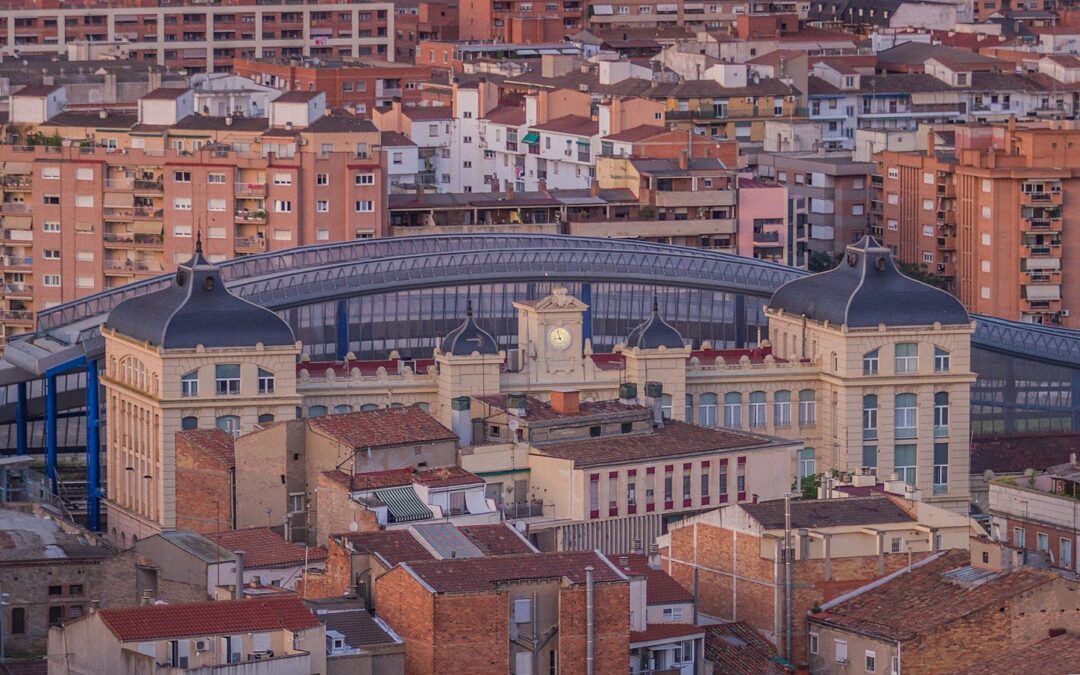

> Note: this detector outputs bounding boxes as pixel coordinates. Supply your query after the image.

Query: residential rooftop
[400,550,625,593]
[306,407,457,450]
[205,528,327,568]
[98,597,320,642]
[741,495,915,530]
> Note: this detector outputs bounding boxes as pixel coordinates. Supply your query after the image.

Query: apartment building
[0,86,388,344]
[0,0,394,73]
[736,178,792,264]
[989,455,1080,573]
[659,495,976,665]
[457,0,584,42]
[233,57,433,115]
[373,102,454,189]
[873,121,1078,327]
[392,0,459,63]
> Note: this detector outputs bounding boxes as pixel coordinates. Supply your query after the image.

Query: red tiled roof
[175,429,235,468]
[603,124,666,142]
[631,623,705,645]
[348,468,415,490]
[971,432,1080,475]
[413,466,484,488]
[336,531,434,566]
[98,597,319,641]
[531,114,598,136]
[532,420,773,469]
[483,105,526,126]
[741,496,914,530]
[403,551,625,592]
[615,554,693,605]
[474,394,645,421]
[457,524,536,556]
[704,622,788,674]
[400,105,453,120]
[956,631,1080,675]
[811,550,1057,641]
[306,407,457,449]
[323,466,483,492]
[205,528,327,568]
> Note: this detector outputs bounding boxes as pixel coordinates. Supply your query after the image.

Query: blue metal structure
[0,234,1076,530]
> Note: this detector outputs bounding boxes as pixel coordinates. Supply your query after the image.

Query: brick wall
[175,436,232,534]
[295,538,352,600]
[432,592,508,674]
[557,581,631,674]
[314,473,379,544]
[376,566,438,675]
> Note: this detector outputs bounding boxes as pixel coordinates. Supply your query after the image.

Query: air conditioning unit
[506,348,524,372]
[195,640,208,651]
[1061,309,1071,317]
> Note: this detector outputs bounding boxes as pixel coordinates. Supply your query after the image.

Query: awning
[576,139,590,147]
[522,131,540,144]
[592,4,613,13]
[3,162,31,174]
[75,221,94,232]
[657,3,678,11]
[311,27,334,36]
[2,215,31,230]
[133,221,162,235]
[182,48,207,58]
[1025,285,1061,301]
[375,486,433,523]
[1025,258,1060,270]
[104,192,135,207]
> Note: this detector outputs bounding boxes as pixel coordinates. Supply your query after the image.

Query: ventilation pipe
[450,396,473,447]
[234,550,245,600]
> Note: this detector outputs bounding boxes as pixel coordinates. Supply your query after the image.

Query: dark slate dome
[104,238,295,349]
[626,297,685,349]
[440,299,499,356]
[769,236,969,328]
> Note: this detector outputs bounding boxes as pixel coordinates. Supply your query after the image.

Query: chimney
[450,396,473,447]
[140,590,153,606]
[618,382,637,406]
[1071,452,1077,466]
[104,72,118,103]
[618,555,629,568]
[678,149,689,171]
[233,551,245,599]
[225,115,233,126]
[505,180,514,200]
[538,179,549,197]
[550,389,580,414]
[506,392,527,417]
[589,180,600,198]
[643,382,664,427]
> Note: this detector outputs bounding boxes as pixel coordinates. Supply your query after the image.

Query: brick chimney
[589,180,600,198]
[678,149,689,171]
[505,180,514,200]
[550,389,580,414]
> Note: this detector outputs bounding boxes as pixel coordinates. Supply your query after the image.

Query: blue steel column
[45,374,57,494]
[580,282,592,347]
[85,360,101,531]
[15,382,27,456]
[335,299,349,361]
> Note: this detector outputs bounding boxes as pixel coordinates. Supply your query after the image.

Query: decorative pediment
[527,286,589,312]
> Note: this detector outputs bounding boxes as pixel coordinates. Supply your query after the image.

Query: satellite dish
[515,521,527,533]
[349,521,359,532]
[508,418,520,433]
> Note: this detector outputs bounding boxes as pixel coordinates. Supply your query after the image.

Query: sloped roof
[205,528,327,568]
[740,495,915,530]
[306,407,457,449]
[704,622,788,674]
[99,597,319,641]
[176,428,235,468]
[402,551,625,592]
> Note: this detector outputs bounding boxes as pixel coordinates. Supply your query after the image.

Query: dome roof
[769,236,969,328]
[440,299,499,356]
[104,238,296,349]
[626,297,685,350]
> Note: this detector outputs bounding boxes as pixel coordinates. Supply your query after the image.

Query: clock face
[547,327,572,351]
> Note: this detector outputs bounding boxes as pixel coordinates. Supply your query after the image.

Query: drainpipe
[234,551,245,600]
[586,565,594,675]
[784,494,794,664]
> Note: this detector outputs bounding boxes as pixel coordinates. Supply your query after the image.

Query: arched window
[895,393,917,439]
[215,364,241,395]
[360,403,379,412]
[863,394,878,440]
[416,402,430,412]
[334,404,353,414]
[774,390,791,427]
[863,349,879,375]
[181,370,198,397]
[258,368,275,394]
[216,415,240,437]
[388,402,404,410]
[934,392,949,436]
[308,405,328,418]
[748,391,766,428]
[258,413,275,424]
[660,394,673,420]
[181,416,198,430]
[698,393,718,427]
[723,393,742,428]
[798,389,816,426]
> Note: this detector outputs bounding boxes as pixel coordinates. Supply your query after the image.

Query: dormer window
[215,364,241,395]
[181,370,198,397]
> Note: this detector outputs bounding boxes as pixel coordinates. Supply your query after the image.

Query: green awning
[576,139,590,146]
[522,132,540,144]
[375,486,433,523]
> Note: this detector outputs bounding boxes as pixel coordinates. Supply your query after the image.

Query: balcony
[1020,190,1062,206]
[133,178,163,192]
[103,232,164,247]
[235,235,267,252]
[1021,298,1062,313]
[1,255,32,269]
[104,260,163,275]
[0,202,31,214]
[1024,270,1062,284]
[0,176,32,188]
[653,190,735,208]
[753,230,781,244]
[0,309,33,324]
[501,499,545,519]
[104,207,164,220]
[567,217,737,239]
[1022,242,1062,258]
[1,283,32,297]
[235,209,267,224]
[105,177,134,190]
[235,181,267,197]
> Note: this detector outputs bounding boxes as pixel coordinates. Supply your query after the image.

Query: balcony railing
[1,202,31,214]
[235,181,267,197]
[0,309,33,322]
[1,283,32,295]
[133,179,163,191]
[103,232,164,246]
[501,499,545,519]
[1,255,32,267]
[103,207,164,220]
[0,176,32,188]
[235,235,267,252]
[235,210,268,223]
[103,260,163,273]
[105,178,134,190]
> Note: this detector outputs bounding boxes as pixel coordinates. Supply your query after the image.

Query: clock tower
[513,287,588,384]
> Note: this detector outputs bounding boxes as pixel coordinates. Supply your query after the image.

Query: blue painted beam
[15,382,26,456]
[85,360,101,532]
[45,374,57,495]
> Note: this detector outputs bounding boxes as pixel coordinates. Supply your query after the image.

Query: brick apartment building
[392,0,459,62]
[658,495,976,665]
[0,0,394,73]
[0,85,387,345]
[376,550,631,674]
[457,0,584,42]
[232,57,434,114]
[874,121,1078,328]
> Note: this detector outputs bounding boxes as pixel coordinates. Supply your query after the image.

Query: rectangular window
[316,173,329,186]
[895,394,917,439]
[589,473,599,519]
[736,457,746,499]
[863,349,879,375]
[173,197,192,211]
[774,392,791,427]
[43,221,61,232]
[663,465,673,509]
[208,173,226,184]
[865,651,876,673]
[76,167,94,181]
[513,598,532,623]
[215,364,241,395]
[835,639,848,664]
[748,393,766,428]
[646,467,655,512]
[43,275,61,287]
[662,607,683,622]
[1038,532,1049,552]
[316,200,329,213]
[355,200,374,212]
[42,166,60,180]
[894,444,916,485]
[207,198,226,212]
[934,347,950,372]
[43,249,60,260]
[627,469,637,514]
[1014,527,1026,549]
[862,445,877,468]
[275,200,292,213]
[75,194,94,208]
[174,224,192,237]
[273,172,293,185]
[173,171,192,182]
[894,343,918,373]
[809,633,818,655]
[934,393,949,437]
[701,461,710,505]
[48,606,64,627]
[799,390,816,426]
[1061,538,1073,570]
[608,472,618,517]
[797,448,816,479]
[682,463,692,507]
[718,459,728,503]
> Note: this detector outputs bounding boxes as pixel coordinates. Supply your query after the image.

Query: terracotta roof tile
[336,531,434,566]
[322,466,484,492]
[603,124,666,142]
[400,105,453,120]
[403,551,625,592]
[531,114,598,136]
[412,466,484,488]
[176,428,235,468]
[703,622,787,674]
[457,524,536,556]
[306,407,457,449]
[615,554,693,605]
[741,496,914,530]
[483,105,526,126]
[811,550,1057,641]
[631,623,705,645]
[98,597,319,641]
[205,528,327,568]
[956,631,1080,675]
[532,421,773,468]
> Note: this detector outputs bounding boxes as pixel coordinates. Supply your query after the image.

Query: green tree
[808,251,840,272]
